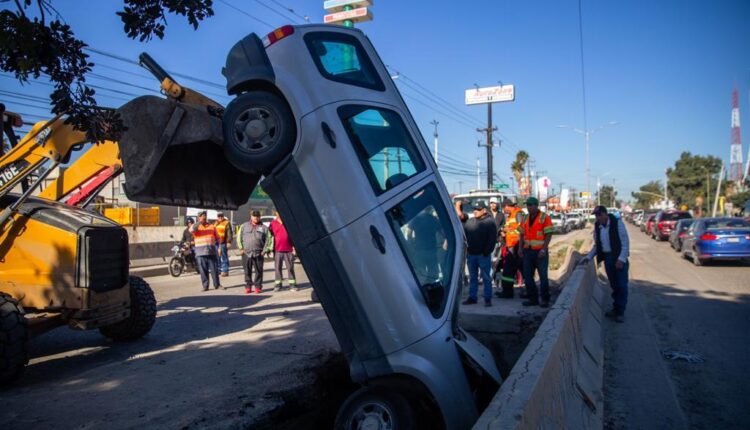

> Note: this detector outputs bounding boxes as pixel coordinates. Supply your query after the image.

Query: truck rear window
[339,105,425,195]
[304,32,385,91]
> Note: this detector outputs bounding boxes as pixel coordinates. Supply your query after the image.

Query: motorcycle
[168,241,197,277]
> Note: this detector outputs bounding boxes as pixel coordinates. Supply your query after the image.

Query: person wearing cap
[191,210,222,291]
[181,217,195,248]
[488,197,505,237]
[495,198,524,299]
[214,212,233,277]
[237,210,269,294]
[518,197,554,307]
[455,200,498,307]
[580,206,630,322]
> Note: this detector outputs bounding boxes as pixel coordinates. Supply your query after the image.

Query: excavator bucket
[116,96,259,210]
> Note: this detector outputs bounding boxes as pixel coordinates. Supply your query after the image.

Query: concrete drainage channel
[243,244,603,429]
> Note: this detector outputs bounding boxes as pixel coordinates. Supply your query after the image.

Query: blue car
[681,217,750,266]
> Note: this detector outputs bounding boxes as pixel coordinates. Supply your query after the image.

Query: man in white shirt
[581,206,630,322]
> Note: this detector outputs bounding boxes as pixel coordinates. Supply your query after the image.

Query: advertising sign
[465,85,515,105]
[324,0,372,11]
[324,7,372,24]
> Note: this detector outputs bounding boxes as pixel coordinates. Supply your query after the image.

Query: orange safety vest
[193,222,219,251]
[504,207,523,247]
[214,219,231,244]
[518,211,554,250]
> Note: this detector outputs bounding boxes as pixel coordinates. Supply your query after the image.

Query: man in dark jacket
[581,206,630,322]
[455,200,498,307]
[237,210,269,294]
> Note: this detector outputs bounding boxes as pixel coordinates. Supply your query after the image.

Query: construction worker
[191,210,222,291]
[237,210,269,294]
[495,199,523,299]
[518,197,554,307]
[214,211,233,277]
[455,200,497,307]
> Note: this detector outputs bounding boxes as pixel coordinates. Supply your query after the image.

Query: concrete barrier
[473,261,605,430]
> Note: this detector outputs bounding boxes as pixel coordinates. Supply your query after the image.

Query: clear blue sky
[2,0,749,201]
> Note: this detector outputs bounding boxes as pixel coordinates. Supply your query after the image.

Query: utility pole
[664,169,668,207]
[612,178,617,207]
[457,181,464,194]
[712,162,724,217]
[430,120,439,167]
[476,158,481,190]
[477,105,497,190]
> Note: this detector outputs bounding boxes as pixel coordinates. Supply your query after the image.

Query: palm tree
[511,150,529,188]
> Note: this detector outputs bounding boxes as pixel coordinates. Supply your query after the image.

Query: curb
[473,263,605,430]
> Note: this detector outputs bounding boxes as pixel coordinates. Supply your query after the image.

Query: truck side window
[304,32,385,91]
[339,106,426,195]
[387,184,455,318]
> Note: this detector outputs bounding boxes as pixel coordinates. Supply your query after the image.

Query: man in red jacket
[269,212,297,292]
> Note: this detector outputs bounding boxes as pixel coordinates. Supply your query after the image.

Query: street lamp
[556,121,619,204]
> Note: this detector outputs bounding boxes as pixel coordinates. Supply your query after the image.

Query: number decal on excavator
[0,160,29,188]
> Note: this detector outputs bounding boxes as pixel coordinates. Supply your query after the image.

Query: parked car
[651,210,692,241]
[564,212,584,230]
[217,24,501,429]
[668,219,694,252]
[681,218,750,266]
[260,215,275,227]
[642,214,656,234]
[550,212,568,234]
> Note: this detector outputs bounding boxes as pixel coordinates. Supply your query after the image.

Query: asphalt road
[603,224,750,430]
[0,263,340,430]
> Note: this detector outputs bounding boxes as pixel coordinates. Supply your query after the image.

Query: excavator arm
[37,140,122,205]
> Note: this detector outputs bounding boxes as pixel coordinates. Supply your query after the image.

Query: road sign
[493,183,510,190]
[579,192,591,199]
[324,0,372,12]
[324,7,372,24]
[465,85,515,105]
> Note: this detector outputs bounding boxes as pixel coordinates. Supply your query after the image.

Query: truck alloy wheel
[99,276,157,341]
[335,386,414,430]
[222,90,296,175]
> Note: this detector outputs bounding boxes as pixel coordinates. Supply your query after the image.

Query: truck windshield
[387,184,455,318]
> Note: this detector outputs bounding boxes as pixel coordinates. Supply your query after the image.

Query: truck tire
[100,276,156,341]
[0,294,28,385]
[222,90,296,175]
[335,386,415,430]
[168,257,184,277]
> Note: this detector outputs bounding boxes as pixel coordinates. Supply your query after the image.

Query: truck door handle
[321,122,336,148]
[370,225,386,254]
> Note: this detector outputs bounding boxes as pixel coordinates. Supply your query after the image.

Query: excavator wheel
[222,90,296,175]
[100,276,157,341]
[0,293,28,385]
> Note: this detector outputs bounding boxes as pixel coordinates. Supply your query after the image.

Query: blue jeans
[603,253,629,314]
[467,254,492,301]
[218,243,229,274]
[523,249,550,303]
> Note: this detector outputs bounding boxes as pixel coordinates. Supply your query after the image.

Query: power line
[266,0,309,23]
[253,0,299,24]
[577,0,589,135]
[217,0,275,30]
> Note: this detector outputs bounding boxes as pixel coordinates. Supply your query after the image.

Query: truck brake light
[263,25,294,48]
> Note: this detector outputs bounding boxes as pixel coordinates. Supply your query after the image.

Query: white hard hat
[489,197,499,203]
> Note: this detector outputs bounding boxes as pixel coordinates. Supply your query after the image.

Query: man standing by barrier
[581,206,630,322]
[495,199,523,299]
[269,212,297,292]
[192,210,222,291]
[237,210,268,294]
[214,212,233,277]
[455,200,497,307]
[519,197,554,307]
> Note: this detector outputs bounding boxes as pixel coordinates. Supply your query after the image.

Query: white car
[565,212,584,230]
[120,24,502,430]
[550,212,568,234]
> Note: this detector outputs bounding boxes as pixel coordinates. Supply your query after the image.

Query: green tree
[666,152,724,213]
[511,150,529,191]
[0,0,214,142]
[632,180,663,209]
[596,185,616,207]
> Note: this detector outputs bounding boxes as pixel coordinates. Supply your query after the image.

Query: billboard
[324,7,372,24]
[465,85,515,105]
[536,176,551,201]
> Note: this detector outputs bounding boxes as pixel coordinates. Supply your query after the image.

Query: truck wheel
[168,257,184,277]
[0,294,28,385]
[100,276,156,341]
[222,90,296,175]
[335,386,415,430]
